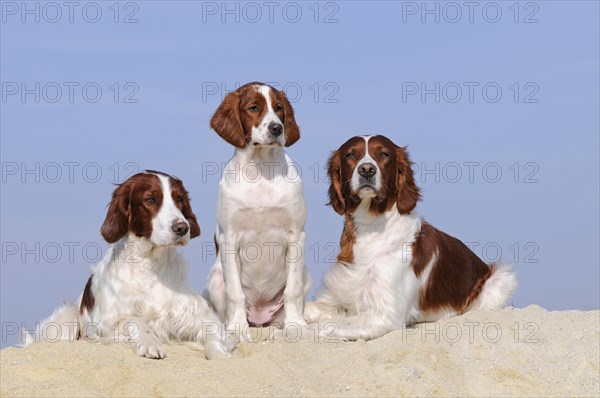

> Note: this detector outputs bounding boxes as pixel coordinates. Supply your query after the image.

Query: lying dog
[205,82,310,330]
[305,135,517,340]
[25,171,233,359]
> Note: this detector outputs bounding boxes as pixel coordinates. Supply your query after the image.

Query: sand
[1,305,598,397]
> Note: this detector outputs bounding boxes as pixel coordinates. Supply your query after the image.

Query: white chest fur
[208,145,309,327]
[321,203,426,325]
[90,239,189,324]
[217,147,306,231]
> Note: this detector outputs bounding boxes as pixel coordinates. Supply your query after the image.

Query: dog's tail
[471,263,518,311]
[21,302,80,346]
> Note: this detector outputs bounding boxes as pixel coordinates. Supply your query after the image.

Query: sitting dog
[25,171,233,359]
[305,135,517,340]
[204,82,310,330]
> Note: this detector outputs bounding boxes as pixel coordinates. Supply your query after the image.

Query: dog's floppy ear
[280,90,300,147]
[327,150,345,215]
[100,180,132,243]
[186,213,201,239]
[181,201,201,239]
[210,91,246,148]
[173,180,201,239]
[395,146,420,214]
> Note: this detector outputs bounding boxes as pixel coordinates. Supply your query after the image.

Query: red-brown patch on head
[100,171,200,243]
[327,135,420,216]
[168,176,200,239]
[210,82,300,148]
[327,136,367,215]
[271,87,300,146]
[365,135,401,214]
[326,149,344,215]
[210,89,248,148]
[393,145,420,214]
[100,173,163,243]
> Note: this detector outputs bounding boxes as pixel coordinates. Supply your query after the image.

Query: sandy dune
[1,305,598,397]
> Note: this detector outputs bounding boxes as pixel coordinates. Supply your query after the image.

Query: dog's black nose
[358,163,377,178]
[171,220,189,237]
[268,122,283,137]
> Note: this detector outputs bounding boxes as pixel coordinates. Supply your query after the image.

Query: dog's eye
[275,104,283,111]
[176,196,184,202]
[379,152,390,159]
[144,197,156,204]
[345,153,356,159]
[249,105,259,112]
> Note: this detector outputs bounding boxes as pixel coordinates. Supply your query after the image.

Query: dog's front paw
[317,321,347,342]
[222,332,239,352]
[136,339,166,359]
[204,341,232,360]
[304,301,340,323]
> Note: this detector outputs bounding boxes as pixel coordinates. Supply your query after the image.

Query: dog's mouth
[177,236,190,244]
[359,187,375,196]
[356,183,381,200]
[359,184,376,191]
[253,141,282,147]
[357,177,377,191]
[148,239,188,250]
[169,235,189,247]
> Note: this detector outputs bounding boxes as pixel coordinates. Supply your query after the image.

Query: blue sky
[1,1,599,348]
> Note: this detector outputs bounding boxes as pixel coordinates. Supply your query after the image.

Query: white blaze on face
[351,135,382,197]
[151,174,189,245]
[251,85,285,146]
